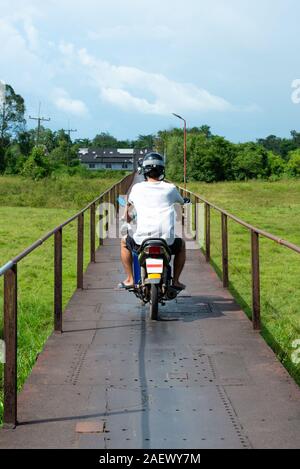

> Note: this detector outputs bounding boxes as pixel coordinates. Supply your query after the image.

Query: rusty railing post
[99,198,104,247]
[194,196,198,242]
[251,230,261,330]
[54,228,63,333]
[77,213,84,289]
[108,190,111,228]
[116,183,120,236]
[90,203,96,263]
[105,192,109,239]
[180,189,185,227]
[4,264,18,428]
[221,213,229,288]
[205,203,211,262]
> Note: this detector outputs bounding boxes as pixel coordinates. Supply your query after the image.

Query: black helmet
[142,152,165,180]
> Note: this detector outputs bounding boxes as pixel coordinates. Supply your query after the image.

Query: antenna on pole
[62,123,77,166]
[29,103,51,145]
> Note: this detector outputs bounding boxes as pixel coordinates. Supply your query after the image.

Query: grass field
[187,178,300,385]
[0,172,126,421]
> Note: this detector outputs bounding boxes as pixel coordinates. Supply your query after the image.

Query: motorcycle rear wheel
[150,284,159,320]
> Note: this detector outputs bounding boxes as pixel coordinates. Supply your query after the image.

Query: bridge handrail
[0,173,133,277]
[177,183,300,255]
[0,171,135,428]
[172,182,300,335]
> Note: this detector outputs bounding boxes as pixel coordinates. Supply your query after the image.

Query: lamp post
[172,113,187,191]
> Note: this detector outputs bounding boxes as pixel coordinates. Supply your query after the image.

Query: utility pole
[172,113,187,191]
[29,103,50,145]
[62,125,77,166]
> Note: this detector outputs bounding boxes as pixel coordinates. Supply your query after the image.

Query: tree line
[1,83,300,181]
[0,84,155,179]
[156,126,300,182]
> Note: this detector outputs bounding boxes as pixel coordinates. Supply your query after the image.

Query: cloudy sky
[1,0,300,141]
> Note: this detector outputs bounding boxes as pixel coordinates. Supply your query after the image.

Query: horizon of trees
[1,83,300,181]
[156,126,300,182]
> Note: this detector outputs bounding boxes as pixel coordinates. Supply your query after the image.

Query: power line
[62,127,77,140]
[29,103,50,145]
[62,126,77,166]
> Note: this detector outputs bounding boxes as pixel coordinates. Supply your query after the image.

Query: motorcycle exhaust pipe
[166,286,178,300]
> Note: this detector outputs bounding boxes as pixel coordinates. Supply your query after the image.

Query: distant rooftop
[78,147,150,164]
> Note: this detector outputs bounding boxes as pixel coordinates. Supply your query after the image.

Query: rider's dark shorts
[125,235,183,256]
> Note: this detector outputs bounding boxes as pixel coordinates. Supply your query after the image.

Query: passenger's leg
[121,238,134,286]
[173,240,186,289]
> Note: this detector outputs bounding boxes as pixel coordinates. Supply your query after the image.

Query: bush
[21,147,52,180]
[233,143,268,180]
[4,144,26,174]
[286,150,300,177]
[267,152,286,177]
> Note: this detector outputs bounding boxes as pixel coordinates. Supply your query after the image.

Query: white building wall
[83,163,134,170]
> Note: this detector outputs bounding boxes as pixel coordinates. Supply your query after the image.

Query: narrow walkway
[1,235,300,448]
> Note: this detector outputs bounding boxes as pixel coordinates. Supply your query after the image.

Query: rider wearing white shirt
[120,153,186,290]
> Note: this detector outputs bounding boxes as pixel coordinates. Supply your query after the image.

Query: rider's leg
[173,240,186,289]
[121,238,134,286]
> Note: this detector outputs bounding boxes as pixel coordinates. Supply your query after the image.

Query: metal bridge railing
[177,184,300,333]
[0,172,135,428]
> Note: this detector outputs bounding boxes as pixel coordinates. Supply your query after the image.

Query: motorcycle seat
[139,238,171,256]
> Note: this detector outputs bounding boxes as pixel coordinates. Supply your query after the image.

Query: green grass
[0,173,124,422]
[0,172,128,209]
[187,178,300,385]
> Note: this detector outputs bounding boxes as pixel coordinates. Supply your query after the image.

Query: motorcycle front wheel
[150,284,159,320]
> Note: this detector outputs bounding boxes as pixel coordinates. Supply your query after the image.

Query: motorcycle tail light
[149,246,162,255]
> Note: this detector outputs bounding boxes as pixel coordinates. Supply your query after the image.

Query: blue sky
[1,0,300,142]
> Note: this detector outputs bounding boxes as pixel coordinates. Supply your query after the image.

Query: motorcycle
[118,196,190,320]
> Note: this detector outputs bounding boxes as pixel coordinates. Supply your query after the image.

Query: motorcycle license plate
[146,258,164,274]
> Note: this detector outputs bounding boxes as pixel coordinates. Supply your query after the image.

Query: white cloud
[0,17,40,80]
[87,24,173,41]
[59,41,75,57]
[76,48,233,115]
[53,88,89,116]
[101,88,163,114]
[0,13,58,94]
[23,19,39,50]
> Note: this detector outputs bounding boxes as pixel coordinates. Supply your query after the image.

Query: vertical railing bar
[194,196,198,242]
[99,197,104,247]
[3,264,18,428]
[205,203,211,262]
[77,213,84,289]
[251,230,261,330]
[90,203,96,263]
[116,183,120,238]
[180,188,185,227]
[106,192,109,240]
[108,189,111,230]
[54,228,63,333]
[221,213,229,288]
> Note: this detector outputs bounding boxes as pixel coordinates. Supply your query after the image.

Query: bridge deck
[1,237,300,448]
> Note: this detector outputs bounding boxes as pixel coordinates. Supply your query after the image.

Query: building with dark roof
[78,148,150,171]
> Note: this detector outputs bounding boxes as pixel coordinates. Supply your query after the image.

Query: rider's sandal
[118,282,134,290]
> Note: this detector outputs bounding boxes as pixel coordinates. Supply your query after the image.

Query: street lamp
[172,113,187,190]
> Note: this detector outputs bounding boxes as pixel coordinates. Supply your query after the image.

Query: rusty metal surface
[77,213,84,290]
[3,265,18,428]
[1,236,300,448]
[54,228,63,333]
